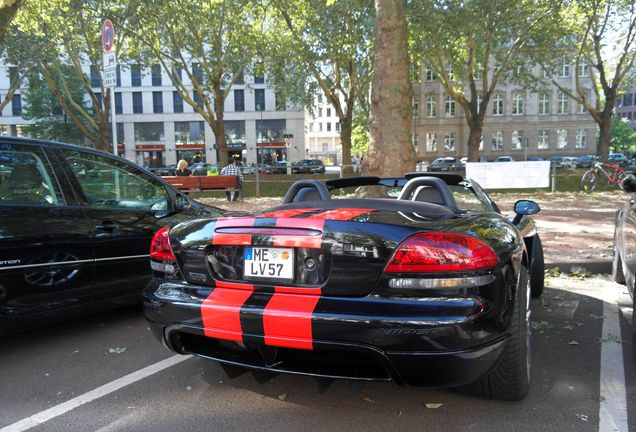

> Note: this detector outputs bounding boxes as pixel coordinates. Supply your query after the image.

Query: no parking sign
[102,19,115,52]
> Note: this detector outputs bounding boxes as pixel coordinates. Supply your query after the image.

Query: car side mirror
[514,200,540,216]
[622,174,636,193]
[174,193,191,210]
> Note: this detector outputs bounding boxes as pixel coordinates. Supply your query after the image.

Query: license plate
[244,247,294,281]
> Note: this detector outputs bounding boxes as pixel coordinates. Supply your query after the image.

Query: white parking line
[599,290,628,432]
[0,355,191,432]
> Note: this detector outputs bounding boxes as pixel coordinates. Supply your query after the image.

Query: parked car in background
[0,137,221,336]
[494,155,515,162]
[561,156,579,168]
[548,156,563,168]
[609,152,628,166]
[612,174,636,359]
[270,161,289,174]
[430,157,461,172]
[416,160,430,172]
[527,157,544,162]
[576,155,596,168]
[190,162,220,176]
[148,165,176,176]
[291,159,326,174]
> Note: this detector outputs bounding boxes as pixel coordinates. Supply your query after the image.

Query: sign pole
[110,86,117,156]
[102,18,118,156]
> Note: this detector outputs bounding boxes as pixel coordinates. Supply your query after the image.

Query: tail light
[150,226,176,261]
[385,232,498,273]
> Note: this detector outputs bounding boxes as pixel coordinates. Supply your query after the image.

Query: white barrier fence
[465,161,551,189]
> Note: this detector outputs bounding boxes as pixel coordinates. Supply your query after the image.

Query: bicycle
[580,161,628,193]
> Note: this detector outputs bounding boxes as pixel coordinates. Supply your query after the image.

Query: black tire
[462,265,531,400]
[581,169,597,193]
[529,236,544,298]
[612,233,626,284]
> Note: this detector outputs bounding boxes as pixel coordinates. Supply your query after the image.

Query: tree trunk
[213,84,228,167]
[364,0,414,177]
[340,104,354,176]
[597,92,616,160]
[466,123,482,162]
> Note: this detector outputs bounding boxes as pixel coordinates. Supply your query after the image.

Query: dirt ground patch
[198,190,629,266]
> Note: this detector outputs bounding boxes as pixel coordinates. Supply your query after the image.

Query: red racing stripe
[272,235,322,249]
[275,217,325,230]
[212,233,252,245]
[201,281,254,342]
[214,217,256,228]
[261,209,319,218]
[307,208,373,221]
[263,288,321,350]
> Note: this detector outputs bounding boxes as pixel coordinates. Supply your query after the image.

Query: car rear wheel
[461,264,530,400]
[530,236,544,298]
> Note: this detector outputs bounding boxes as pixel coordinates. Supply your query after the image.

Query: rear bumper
[143,279,510,387]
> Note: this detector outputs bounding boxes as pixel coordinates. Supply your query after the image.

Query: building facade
[305,95,342,165]
[413,63,598,161]
[0,64,306,168]
[616,86,636,131]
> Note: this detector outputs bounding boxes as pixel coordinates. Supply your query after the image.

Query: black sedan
[0,137,222,335]
[292,159,326,174]
[143,173,544,400]
[612,175,636,358]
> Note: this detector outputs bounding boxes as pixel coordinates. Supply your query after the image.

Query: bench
[162,175,242,200]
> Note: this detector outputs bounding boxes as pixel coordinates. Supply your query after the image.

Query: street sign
[102,19,115,52]
[103,68,117,88]
[103,51,117,71]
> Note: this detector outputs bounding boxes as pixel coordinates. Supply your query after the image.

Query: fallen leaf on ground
[108,347,127,354]
[568,340,580,346]
[363,397,375,403]
[425,403,443,409]
[278,394,288,401]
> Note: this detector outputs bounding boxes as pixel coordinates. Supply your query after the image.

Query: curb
[545,260,611,275]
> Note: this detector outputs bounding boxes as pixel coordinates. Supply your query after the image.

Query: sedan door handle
[95,221,119,232]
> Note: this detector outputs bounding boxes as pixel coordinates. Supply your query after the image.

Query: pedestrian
[175,159,191,176]
[220,158,243,201]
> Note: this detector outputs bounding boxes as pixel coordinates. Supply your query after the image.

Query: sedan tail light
[385,232,498,273]
[150,226,176,261]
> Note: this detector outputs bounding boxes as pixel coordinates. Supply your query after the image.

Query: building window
[326,107,332,117]
[539,93,550,115]
[426,96,437,117]
[134,122,164,142]
[90,65,101,87]
[576,129,587,149]
[476,95,483,114]
[538,130,549,149]
[412,132,419,148]
[444,132,455,151]
[511,130,523,150]
[512,93,524,115]
[426,69,436,82]
[131,65,142,87]
[192,63,203,83]
[11,94,21,116]
[224,120,245,147]
[559,58,570,78]
[173,91,183,113]
[558,91,568,114]
[132,92,143,114]
[94,92,102,112]
[256,119,286,143]
[234,89,245,111]
[623,93,633,107]
[254,62,265,84]
[152,91,163,113]
[171,67,182,83]
[275,90,286,111]
[255,89,265,111]
[116,65,121,87]
[193,92,203,109]
[116,122,124,145]
[491,131,503,151]
[426,132,437,152]
[151,65,162,86]
[318,107,323,117]
[115,92,122,114]
[475,63,483,80]
[175,121,205,144]
[319,122,323,132]
[577,60,589,77]
[335,122,340,132]
[444,96,455,117]
[557,129,568,148]
[325,122,331,132]
[492,94,503,116]
[445,64,454,81]
[412,97,418,117]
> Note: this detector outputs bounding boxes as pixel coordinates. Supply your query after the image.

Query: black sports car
[143,173,544,400]
[612,175,636,359]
